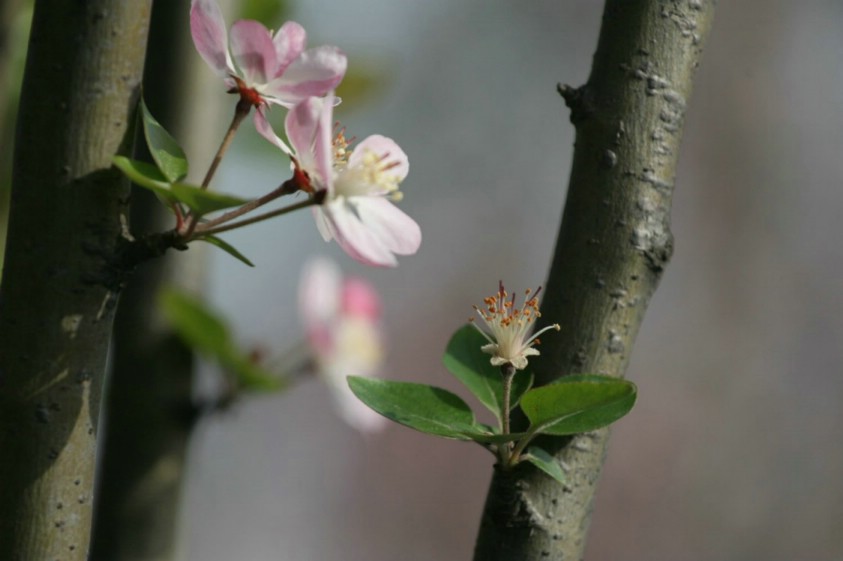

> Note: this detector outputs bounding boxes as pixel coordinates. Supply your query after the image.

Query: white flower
[256,94,421,267]
[471,282,560,371]
[299,258,386,432]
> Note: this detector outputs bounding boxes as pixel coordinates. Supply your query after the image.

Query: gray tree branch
[472,1,716,559]
[0,2,152,559]
[90,1,230,559]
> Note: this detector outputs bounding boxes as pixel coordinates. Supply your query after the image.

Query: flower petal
[254,107,292,155]
[313,207,335,242]
[267,46,347,104]
[351,197,421,256]
[285,96,333,187]
[322,354,386,433]
[350,135,409,182]
[299,257,341,328]
[342,278,381,320]
[273,21,307,75]
[229,20,277,85]
[190,0,233,76]
[323,197,399,267]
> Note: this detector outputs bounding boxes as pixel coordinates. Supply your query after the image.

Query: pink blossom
[299,258,386,433]
[256,94,421,267]
[190,0,346,110]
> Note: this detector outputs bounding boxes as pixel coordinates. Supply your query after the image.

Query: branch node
[557,83,593,124]
[83,230,182,292]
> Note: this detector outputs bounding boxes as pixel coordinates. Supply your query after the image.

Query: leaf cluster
[348,325,636,484]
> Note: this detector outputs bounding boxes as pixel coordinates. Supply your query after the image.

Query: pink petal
[285,96,334,188]
[229,20,277,85]
[349,135,409,183]
[254,108,292,155]
[267,46,347,104]
[341,278,381,320]
[190,0,233,76]
[273,21,307,75]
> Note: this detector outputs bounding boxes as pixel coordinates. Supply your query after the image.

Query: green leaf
[140,98,188,182]
[442,325,533,422]
[112,156,177,204]
[222,354,284,392]
[460,430,528,444]
[159,288,230,355]
[520,375,637,436]
[196,235,255,267]
[170,182,247,216]
[160,288,282,393]
[523,446,567,484]
[347,376,479,440]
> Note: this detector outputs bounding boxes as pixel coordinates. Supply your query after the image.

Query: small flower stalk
[471,282,561,372]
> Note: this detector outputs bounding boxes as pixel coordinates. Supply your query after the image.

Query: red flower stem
[196,178,298,232]
[193,195,321,238]
[201,100,250,190]
[180,100,251,240]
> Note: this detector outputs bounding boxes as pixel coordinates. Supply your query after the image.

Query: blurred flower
[471,282,560,371]
[299,258,386,432]
[190,0,346,110]
[257,94,421,267]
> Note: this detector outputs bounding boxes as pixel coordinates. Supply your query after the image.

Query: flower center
[229,76,264,108]
[332,125,354,168]
[331,126,404,201]
[470,282,560,369]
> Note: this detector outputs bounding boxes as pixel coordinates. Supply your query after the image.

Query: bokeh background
[3,1,843,560]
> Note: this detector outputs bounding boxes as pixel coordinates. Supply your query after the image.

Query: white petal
[351,197,421,256]
[312,206,335,242]
[510,356,529,370]
[324,197,398,267]
[298,258,341,327]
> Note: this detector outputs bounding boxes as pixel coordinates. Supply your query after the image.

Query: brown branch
[472,1,716,559]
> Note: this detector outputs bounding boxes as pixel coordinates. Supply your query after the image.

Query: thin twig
[201,100,250,190]
[198,178,298,232]
[195,195,322,237]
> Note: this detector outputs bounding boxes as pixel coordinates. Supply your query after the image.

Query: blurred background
[3,0,843,560]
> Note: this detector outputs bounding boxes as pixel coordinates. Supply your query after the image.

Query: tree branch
[472,1,716,559]
[0,2,152,559]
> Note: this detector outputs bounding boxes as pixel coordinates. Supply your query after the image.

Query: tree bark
[473,1,716,559]
[90,0,229,559]
[0,2,152,560]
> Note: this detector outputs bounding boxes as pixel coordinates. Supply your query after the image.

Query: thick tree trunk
[473,1,716,559]
[0,2,152,559]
